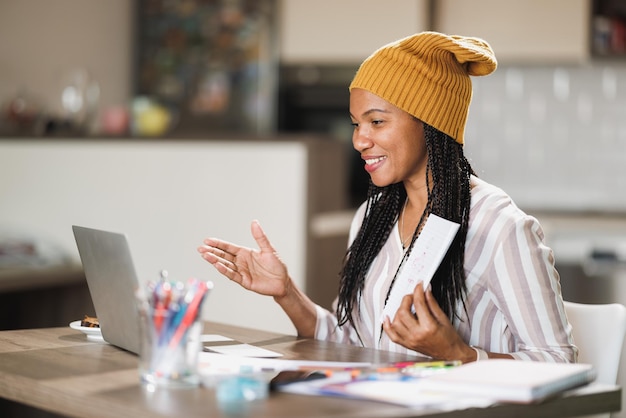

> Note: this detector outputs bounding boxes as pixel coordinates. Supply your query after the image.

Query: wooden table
[0,322,620,418]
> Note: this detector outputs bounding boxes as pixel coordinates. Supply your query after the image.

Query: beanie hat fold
[349,31,497,144]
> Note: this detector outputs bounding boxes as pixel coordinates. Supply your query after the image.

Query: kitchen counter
[0,264,84,293]
[528,210,626,264]
[0,137,350,334]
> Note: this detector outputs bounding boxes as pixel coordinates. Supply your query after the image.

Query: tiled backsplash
[464,62,626,213]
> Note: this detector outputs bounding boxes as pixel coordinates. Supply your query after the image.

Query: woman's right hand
[197,220,291,298]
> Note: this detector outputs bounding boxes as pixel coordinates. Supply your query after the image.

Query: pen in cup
[138,275,213,387]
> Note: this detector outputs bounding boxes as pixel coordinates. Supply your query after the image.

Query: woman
[198,31,576,363]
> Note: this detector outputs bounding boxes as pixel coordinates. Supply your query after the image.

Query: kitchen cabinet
[134,0,278,135]
[278,0,430,64]
[592,0,626,56]
[434,0,591,63]
[0,265,93,330]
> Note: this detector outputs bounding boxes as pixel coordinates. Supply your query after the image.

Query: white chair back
[564,301,626,385]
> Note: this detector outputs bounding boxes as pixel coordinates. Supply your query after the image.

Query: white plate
[69,320,105,342]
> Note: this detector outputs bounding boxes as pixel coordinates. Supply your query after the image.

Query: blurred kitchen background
[2,0,626,414]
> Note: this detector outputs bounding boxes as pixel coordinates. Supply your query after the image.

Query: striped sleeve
[461,183,577,363]
[314,203,366,345]
[314,304,362,345]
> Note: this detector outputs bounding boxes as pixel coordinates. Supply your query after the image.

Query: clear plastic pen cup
[137,277,213,388]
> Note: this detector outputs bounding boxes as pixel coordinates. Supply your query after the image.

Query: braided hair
[337,123,475,327]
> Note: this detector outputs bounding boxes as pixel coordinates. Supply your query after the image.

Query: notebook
[286,359,596,408]
[72,225,142,354]
[423,359,596,403]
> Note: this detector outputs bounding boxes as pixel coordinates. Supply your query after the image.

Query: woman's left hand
[382,282,476,363]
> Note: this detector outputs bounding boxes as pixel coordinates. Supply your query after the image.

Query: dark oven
[277,65,369,207]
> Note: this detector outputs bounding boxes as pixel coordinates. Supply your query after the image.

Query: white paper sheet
[201,334,284,358]
[198,351,371,376]
[204,343,284,358]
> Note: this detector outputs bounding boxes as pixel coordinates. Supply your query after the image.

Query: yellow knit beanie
[349,31,497,144]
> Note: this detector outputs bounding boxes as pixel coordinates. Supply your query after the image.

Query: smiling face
[350,88,428,189]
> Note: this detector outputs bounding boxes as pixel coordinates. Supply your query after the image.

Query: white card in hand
[382,214,460,322]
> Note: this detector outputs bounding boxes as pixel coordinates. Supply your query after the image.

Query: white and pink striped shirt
[315,176,577,363]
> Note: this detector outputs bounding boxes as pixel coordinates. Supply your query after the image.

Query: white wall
[0,140,308,335]
[465,62,626,213]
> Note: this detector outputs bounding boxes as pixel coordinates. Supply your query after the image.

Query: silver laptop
[72,225,141,354]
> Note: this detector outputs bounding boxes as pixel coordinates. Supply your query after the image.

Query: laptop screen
[72,225,141,354]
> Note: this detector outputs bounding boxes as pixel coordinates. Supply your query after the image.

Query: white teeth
[365,156,385,165]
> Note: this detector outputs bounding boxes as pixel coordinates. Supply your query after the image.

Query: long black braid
[336,123,475,328]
